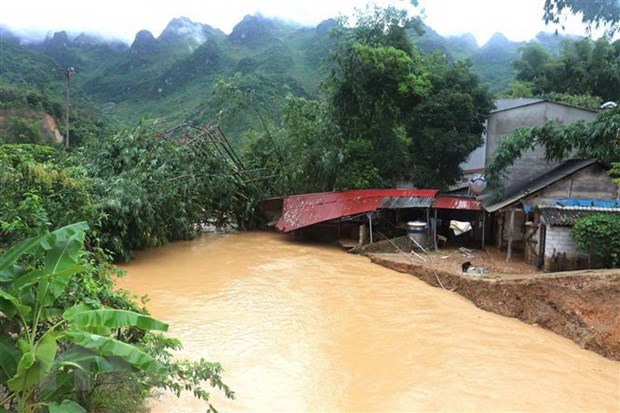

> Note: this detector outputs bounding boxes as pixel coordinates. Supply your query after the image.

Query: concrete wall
[545,226,579,255]
[543,226,590,272]
[461,121,487,172]
[486,102,597,188]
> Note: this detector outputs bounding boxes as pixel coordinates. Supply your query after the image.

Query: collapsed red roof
[275,188,438,233]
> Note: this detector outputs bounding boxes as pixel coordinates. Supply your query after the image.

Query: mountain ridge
[1,15,583,132]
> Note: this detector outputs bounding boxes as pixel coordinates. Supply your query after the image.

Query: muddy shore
[366,250,620,361]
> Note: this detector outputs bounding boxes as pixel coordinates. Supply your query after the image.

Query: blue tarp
[551,199,620,208]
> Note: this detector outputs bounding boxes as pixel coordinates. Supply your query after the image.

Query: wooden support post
[481,211,485,250]
[506,207,515,261]
[434,208,438,251]
[367,213,373,244]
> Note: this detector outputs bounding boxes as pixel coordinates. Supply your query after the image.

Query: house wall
[543,226,590,272]
[524,164,619,204]
[485,101,597,188]
[461,120,487,172]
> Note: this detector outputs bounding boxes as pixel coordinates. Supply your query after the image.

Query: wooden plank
[506,208,515,261]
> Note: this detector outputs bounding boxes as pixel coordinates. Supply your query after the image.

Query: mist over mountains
[0,14,579,129]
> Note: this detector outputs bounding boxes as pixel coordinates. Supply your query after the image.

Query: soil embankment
[368,251,620,360]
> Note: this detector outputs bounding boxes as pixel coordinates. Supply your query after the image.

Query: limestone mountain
[1,15,583,138]
[471,32,525,92]
[158,16,225,52]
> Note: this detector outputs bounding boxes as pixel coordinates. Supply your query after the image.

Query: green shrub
[0,223,233,412]
[572,214,620,268]
[6,117,40,143]
[0,144,96,248]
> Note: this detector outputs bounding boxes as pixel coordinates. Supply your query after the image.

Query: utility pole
[61,67,75,150]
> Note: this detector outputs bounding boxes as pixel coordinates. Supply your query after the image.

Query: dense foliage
[0,84,112,147]
[77,125,244,260]
[0,128,247,409]
[572,214,620,267]
[0,139,239,409]
[0,223,233,412]
[510,38,620,102]
[0,145,96,246]
[0,125,251,262]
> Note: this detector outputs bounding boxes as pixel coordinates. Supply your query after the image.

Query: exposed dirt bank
[368,252,620,360]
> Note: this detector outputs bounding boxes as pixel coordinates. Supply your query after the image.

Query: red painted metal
[276,189,438,233]
[433,196,481,211]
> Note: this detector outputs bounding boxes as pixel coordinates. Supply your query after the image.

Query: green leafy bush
[0,145,97,248]
[6,117,40,143]
[0,223,233,412]
[78,124,242,260]
[572,214,620,267]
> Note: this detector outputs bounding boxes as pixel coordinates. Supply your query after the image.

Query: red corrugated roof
[433,196,481,211]
[276,189,438,233]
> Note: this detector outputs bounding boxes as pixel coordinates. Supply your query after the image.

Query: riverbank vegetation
[0,223,233,412]
[0,138,238,410]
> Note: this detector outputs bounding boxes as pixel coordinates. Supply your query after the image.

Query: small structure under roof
[431,196,485,250]
[478,159,620,269]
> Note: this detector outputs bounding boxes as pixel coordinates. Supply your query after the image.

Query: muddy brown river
[118,232,620,412]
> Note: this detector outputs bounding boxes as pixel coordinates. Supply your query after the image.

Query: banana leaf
[64,307,168,332]
[63,330,167,376]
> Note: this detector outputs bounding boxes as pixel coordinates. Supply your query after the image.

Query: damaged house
[481,159,619,271]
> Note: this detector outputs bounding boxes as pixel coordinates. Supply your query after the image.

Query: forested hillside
[1,14,592,139]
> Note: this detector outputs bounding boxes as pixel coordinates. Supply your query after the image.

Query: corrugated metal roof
[433,196,482,210]
[378,196,435,209]
[275,189,438,233]
[539,201,620,226]
[481,159,599,213]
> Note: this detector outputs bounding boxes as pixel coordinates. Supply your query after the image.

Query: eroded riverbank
[118,232,620,412]
[368,252,620,360]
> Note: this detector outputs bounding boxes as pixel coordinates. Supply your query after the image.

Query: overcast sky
[0,0,605,46]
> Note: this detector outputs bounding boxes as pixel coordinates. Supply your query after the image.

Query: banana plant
[0,223,169,412]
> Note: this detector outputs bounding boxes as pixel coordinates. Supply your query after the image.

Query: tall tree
[325,5,493,190]
[326,5,430,189]
[408,57,494,188]
[238,4,494,193]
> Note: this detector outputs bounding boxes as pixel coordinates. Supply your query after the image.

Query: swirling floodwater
[118,232,619,412]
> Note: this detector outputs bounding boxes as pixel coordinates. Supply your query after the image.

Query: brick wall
[544,226,590,272]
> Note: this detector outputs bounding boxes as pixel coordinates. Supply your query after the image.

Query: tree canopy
[544,0,620,37]
[510,38,620,103]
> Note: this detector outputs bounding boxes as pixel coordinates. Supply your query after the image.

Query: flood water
[118,232,619,412]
